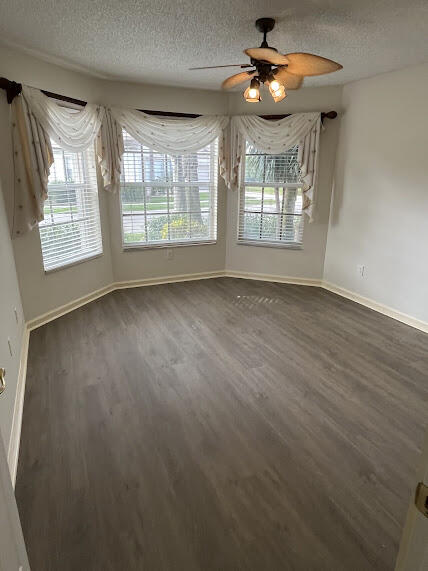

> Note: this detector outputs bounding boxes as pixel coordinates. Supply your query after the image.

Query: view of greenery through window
[120,130,217,246]
[39,142,102,271]
[240,143,304,245]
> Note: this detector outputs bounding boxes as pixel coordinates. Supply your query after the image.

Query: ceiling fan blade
[285,53,342,76]
[244,47,289,66]
[189,64,253,70]
[273,68,303,90]
[221,70,256,90]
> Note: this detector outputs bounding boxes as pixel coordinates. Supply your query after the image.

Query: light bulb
[271,84,287,103]
[269,79,285,98]
[243,79,261,103]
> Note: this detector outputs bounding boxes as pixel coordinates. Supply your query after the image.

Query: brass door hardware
[0,368,5,395]
[415,482,428,518]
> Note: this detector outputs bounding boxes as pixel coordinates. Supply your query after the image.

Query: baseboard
[25,270,319,333]
[27,272,226,331]
[114,270,226,290]
[27,272,427,334]
[26,284,116,331]
[224,270,322,287]
[322,281,428,334]
[7,326,30,487]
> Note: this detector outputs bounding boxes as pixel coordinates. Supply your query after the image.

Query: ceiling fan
[189,18,342,103]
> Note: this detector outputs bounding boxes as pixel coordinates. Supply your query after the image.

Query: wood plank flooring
[15,278,428,570]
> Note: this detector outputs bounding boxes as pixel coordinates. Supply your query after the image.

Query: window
[120,130,218,247]
[39,142,103,271]
[238,142,304,247]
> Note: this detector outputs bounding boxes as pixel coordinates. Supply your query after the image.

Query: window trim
[236,239,303,250]
[43,252,103,275]
[119,132,218,249]
[122,240,217,252]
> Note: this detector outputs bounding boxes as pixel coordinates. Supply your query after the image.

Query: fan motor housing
[251,61,275,84]
[255,18,275,34]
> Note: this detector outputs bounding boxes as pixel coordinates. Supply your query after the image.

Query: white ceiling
[0,0,428,90]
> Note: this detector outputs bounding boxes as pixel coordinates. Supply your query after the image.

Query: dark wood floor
[16,278,428,570]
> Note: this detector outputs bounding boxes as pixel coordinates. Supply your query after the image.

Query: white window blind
[120,130,218,247]
[39,141,103,271]
[238,142,304,247]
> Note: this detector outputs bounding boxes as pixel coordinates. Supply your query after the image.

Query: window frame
[39,140,103,273]
[237,143,305,249]
[119,132,219,250]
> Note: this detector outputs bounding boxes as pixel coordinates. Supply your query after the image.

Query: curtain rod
[0,77,338,121]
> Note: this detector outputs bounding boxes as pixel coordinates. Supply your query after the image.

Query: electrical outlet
[166,249,174,260]
[357,264,365,278]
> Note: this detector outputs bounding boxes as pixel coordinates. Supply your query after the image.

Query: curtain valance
[110,107,229,155]
[10,84,323,237]
[11,86,106,237]
[11,87,230,236]
[226,112,321,220]
[22,86,104,152]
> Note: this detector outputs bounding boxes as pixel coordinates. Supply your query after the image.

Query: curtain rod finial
[0,78,22,103]
[7,81,22,104]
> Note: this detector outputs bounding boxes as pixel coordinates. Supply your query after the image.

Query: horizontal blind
[238,142,304,246]
[39,142,103,271]
[120,130,218,247]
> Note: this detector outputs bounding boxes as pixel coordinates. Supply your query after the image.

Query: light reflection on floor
[231,294,284,310]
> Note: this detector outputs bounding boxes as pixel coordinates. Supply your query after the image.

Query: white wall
[0,96,25,451]
[226,87,342,279]
[324,63,428,323]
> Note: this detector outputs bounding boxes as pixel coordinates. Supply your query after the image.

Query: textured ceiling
[0,0,428,90]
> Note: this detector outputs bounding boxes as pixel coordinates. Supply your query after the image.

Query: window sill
[44,252,103,274]
[122,240,217,252]
[237,240,303,250]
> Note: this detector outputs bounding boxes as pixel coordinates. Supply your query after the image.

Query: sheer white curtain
[11,87,230,237]
[96,108,124,193]
[12,87,111,236]
[108,108,229,200]
[10,84,322,236]
[10,94,53,237]
[226,112,321,220]
[21,86,104,151]
[110,107,229,155]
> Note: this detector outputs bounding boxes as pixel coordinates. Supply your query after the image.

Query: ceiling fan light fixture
[191,17,342,100]
[270,84,287,103]
[243,86,260,102]
[244,78,261,102]
[269,78,281,92]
